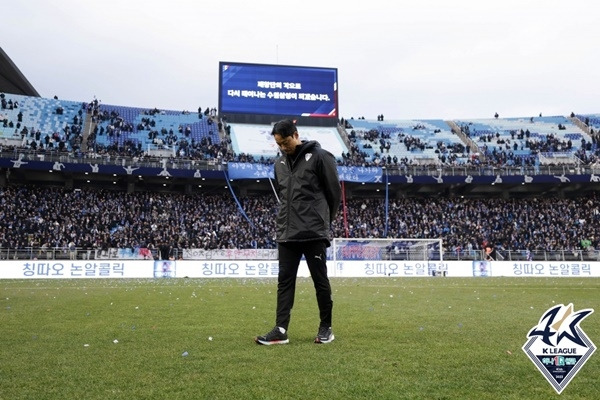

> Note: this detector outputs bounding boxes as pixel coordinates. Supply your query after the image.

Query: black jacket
[273,140,341,246]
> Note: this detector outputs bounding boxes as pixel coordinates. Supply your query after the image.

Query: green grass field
[1,277,599,400]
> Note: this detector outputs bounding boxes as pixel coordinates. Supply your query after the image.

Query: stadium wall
[0,260,598,279]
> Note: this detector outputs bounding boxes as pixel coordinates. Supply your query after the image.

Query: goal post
[331,238,446,275]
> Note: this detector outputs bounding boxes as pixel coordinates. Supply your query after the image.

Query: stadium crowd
[3,93,600,261]
[3,92,600,168]
[0,185,598,259]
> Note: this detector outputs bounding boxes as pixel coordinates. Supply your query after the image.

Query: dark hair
[271,119,297,138]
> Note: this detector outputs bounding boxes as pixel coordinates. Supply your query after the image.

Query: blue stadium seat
[346,118,464,164]
[94,104,217,151]
[453,115,587,164]
[0,93,83,151]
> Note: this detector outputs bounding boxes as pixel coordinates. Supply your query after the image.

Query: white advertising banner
[486,260,598,277]
[333,260,599,278]
[2,260,153,279]
[0,260,598,279]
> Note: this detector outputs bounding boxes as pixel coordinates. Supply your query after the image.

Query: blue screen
[219,62,338,118]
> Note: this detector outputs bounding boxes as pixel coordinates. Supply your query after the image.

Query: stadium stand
[3,92,600,171]
[454,115,587,166]
[577,113,600,130]
[90,103,218,158]
[2,91,600,262]
[1,92,84,152]
[1,185,599,262]
[343,118,467,166]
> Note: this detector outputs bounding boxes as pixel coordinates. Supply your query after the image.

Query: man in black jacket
[255,119,341,345]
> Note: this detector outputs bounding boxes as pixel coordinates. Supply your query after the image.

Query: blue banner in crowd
[228,162,274,179]
[227,163,382,182]
[337,166,383,183]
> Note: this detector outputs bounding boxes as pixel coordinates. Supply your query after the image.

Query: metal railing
[444,249,600,262]
[0,148,227,171]
[1,247,599,262]
[2,148,600,176]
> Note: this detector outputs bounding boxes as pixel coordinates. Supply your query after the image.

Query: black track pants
[275,241,333,330]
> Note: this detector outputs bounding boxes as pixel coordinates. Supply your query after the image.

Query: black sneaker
[255,326,289,345]
[314,326,334,344]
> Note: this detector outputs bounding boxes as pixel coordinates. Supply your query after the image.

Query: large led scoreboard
[218,62,338,126]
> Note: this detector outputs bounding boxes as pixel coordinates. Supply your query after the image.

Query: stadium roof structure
[0,47,39,97]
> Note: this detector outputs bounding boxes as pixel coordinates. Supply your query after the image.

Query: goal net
[332,238,443,261]
[332,238,445,275]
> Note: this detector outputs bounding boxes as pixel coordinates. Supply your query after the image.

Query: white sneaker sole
[255,338,289,345]
[314,334,335,344]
